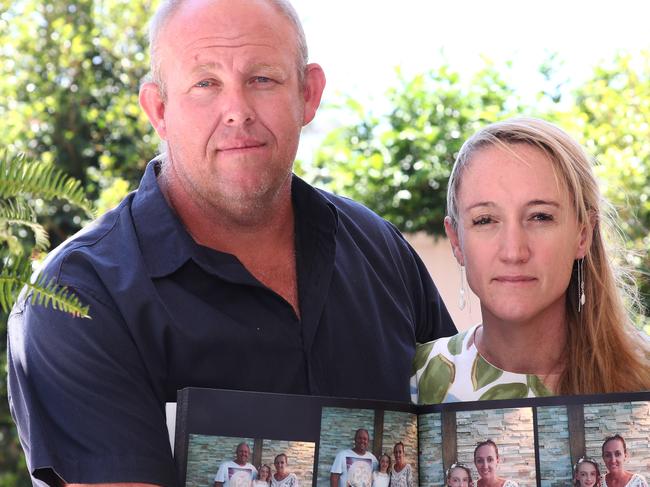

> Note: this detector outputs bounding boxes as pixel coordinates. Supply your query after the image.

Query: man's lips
[216,141,266,152]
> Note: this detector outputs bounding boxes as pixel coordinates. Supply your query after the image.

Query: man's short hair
[354,428,369,439]
[146,0,308,99]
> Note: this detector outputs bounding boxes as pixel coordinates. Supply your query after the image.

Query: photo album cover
[171,388,649,487]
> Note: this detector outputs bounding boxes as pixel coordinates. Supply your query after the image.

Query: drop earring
[459,265,467,310]
[577,258,586,313]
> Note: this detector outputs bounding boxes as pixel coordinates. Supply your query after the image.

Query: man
[214,443,257,487]
[8,0,455,486]
[330,429,378,487]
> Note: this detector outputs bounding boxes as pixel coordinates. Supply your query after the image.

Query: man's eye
[252,76,273,84]
[195,80,213,88]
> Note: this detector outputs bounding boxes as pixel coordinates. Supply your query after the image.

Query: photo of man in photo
[330,429,378,487]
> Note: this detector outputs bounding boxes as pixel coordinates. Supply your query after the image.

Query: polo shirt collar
[132,159,197,277]
[131,159,340,279]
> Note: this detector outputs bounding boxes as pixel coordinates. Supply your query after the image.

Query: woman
[271,454,299,487]
[253,465,272,487]
[574,457,601,487]
[447,462,474,487]
[390,442,413,487]
[372,454,392,487]
[601,435,648,487]
[474,440,518,487]
[412,117,650,403]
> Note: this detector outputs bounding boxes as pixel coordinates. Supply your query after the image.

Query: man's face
[235,443,250,464]
[354,430,369,454]
[149,0,317,224]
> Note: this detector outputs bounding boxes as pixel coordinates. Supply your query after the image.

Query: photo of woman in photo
[372,454,391,487]
[412,117,650,403]
[271,454,299,487]
[601,435,648,487]
[574,457,601,487]
[446,463,474,487]
[390,442,414,487]
[474,440,518,487]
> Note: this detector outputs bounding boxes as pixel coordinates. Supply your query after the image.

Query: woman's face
[260,467,271,481]
[448,467,471,487]
[575,462,598,487]
[603,439,627,474]
[394,445,405,464]
[274,456,287,475]
[379,456,390,473]
[474,444,499,480]
[446,143,590,326]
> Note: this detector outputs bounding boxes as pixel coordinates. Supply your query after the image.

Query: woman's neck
[477,304,567,379]
[478,477,503,487]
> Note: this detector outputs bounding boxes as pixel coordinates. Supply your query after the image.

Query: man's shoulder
[37,193,139,288]
[316,186,392,228]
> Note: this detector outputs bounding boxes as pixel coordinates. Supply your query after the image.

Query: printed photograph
[419,407,536,487]
[185,435,316,487]
[537,400,650,487]
[317,407,419,487]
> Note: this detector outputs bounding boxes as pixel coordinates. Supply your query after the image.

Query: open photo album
[171,388,649,487]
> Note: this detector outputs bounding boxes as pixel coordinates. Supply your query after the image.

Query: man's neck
[160,172,300,317]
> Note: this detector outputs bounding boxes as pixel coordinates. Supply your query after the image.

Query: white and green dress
[411,324,553,404]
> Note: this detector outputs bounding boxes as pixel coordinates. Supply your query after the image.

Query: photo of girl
[446,463,474,487]
[574,457,601,487]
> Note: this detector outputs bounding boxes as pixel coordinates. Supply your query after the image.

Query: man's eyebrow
[247,63,287,77]
[191,62,220,73]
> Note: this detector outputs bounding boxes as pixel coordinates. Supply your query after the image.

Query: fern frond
[0,256,90,317]
[0,150,94,217]
[0,199,49,250]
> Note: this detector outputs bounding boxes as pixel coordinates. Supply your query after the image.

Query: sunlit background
[1,1,650,484]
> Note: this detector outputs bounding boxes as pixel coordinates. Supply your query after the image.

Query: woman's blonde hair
[447,117,650,394]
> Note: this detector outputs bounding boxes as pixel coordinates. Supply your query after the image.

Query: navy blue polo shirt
[8,161,455,487]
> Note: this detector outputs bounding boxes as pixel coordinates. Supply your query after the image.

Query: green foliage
[0,151,93,315]
[310,64,521,234]
[0,0,159,246]
[567,52,650,320]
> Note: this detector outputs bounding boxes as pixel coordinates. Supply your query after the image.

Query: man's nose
[222,86,255,126]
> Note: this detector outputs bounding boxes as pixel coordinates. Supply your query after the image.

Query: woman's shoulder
[629,473,648,487]
[502,480,519,487]
[411,325,480,404]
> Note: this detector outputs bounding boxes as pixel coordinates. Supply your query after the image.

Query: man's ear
[139,81,167,140]
[301,63,326,126]
[444,216,465,266]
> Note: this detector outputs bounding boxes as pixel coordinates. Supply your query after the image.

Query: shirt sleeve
[330,451,345,474]
[214,462,229,482]
[7,285,176,487]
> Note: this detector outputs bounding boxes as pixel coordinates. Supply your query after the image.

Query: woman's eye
[195,80,213,88]
[531,212,554,222]
[472,216,493,226]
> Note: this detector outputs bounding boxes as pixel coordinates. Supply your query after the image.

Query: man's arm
[8,284,176,486]
[330,473,340,487]
[214,482,224,487]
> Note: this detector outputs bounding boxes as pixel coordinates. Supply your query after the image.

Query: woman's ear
[575,213,596,259]
[444,216,465,266]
